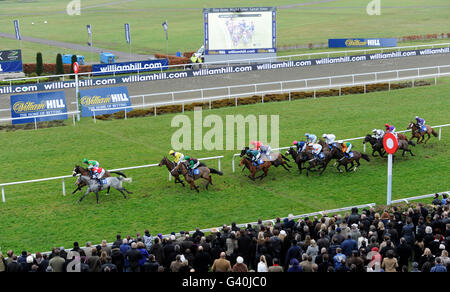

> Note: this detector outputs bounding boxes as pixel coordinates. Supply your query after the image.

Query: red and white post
[383,133,399,205]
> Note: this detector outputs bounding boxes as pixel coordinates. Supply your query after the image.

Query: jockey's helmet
[169,150,175,155]
[293,141,298,145]
[83,158,89,164]
[305,133,310,137]
[322,134,327,138]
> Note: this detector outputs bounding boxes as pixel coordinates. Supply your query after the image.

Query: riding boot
[97,178,103,189]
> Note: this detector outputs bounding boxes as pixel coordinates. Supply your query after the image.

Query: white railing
[83,65,450,121]
[0,155,224,203]
[3,64,449,123]
[231,124,450,173]
[2,42,449,85]
[128,64,450,106]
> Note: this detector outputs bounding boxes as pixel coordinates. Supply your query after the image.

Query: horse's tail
[361,154,370,162]
[408,140,416,147]
[281,154,290,162]
[119,177,133,183]
[110,171,127,178]
[431,129,438,137]
[209,168,223,176]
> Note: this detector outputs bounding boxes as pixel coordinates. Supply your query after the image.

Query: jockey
[293,141,307,153]
[250,140,263,150]
[311,143,323,160]
[246,149,261,163]
[385,123,396,134]
[339,140,353,159]
[169,150,185,165]
[83,158,100,169]
[91,166,105,188]
[305,133,317,144]
[184,156,200,177]
[322,134,336,149]
[372,129,384,140]
[415,116,426,132]
[259,144,272,158]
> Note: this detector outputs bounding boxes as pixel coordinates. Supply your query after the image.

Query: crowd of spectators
[1,194,449,273]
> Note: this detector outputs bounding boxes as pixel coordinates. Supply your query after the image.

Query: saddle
[253,159,265,167]
[420,125,427,132]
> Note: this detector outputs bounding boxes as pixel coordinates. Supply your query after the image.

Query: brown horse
[72,165,126,194]
[407,122,438,144]
[241,147,291,172]
[239,157,272,181]
[335,150,370,173]
[171,162,222,192]
[397,139,415,157]
[158,156,185,187]
[396,133,409,142]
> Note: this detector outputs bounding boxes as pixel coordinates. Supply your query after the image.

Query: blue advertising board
[328,38,397,48]
[10,91,67,124]
[79,86,131,117]
[0,50,23,73]
[92,59,169,76]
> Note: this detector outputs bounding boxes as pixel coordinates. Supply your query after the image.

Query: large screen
[204,7,276,55]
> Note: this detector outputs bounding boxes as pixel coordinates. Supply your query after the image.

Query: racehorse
[397,139,416,157]
[407,122,438,144]
[159,157,185,187]
[363,134,386,157]
[303,144,337,176]
[72,165,127,195]
[171,162,223,192]
[239,156,272,181]
[77,175,132,204]
[240,147,291,172]
[335,149,370,173]
[285,147,309,174]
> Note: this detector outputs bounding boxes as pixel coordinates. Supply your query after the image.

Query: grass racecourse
[0,0,450,63]
[0,80,449,253]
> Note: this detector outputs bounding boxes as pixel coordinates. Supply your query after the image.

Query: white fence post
[2,187,5,203]
[439,127,442,141]
[62,179,66,196]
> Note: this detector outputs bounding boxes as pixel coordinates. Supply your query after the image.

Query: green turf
[0,0,449,63]
[0,81,449,253]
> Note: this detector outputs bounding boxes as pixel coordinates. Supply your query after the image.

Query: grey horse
[77,175,133,204]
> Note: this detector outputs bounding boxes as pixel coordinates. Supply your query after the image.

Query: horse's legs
[281,162,290,172]
[372,149,377,157]
[106,186,111,195]
[72,186,82,194]
[95,192,99,204]
[409,149,415,156]
[79,189,90,203]
[424,133,431,144]
[118,189,128,199]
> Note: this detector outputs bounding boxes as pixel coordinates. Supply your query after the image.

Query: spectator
[257,255,268,272]
[137,241,150,267]
[100,240,111,256]
[306,239,319,263]
[287,258,303,272]
[49,249,65,272]
[170,255,184,272]
[193,246,210,273]
[232,256,248,272]
[442,193,448,205]
[142,254,159,272]
[430,257,447,272]
[341,235,358,257]
[143,230,153,251]
[432,193,441,205]
[87,248,101,273]
[7,256,22,272]
[120,239,131,271]
[333,248,346,270]
[268,258,283,272]
[126,242,143,272]
[111,244,124,272]
[212,252,231,272]
[0,251,6,272]
[395,238,412,268]
[381,250,398,272]
[100,256,118,272]
[418,248,435,271]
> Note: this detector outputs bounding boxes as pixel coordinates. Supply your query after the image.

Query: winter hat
[26,256,34,264]
[237,256,244,264]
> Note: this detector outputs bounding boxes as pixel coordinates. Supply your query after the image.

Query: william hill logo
[80,93,128,106]
[345,39,367,47]
[13,99,65,113]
